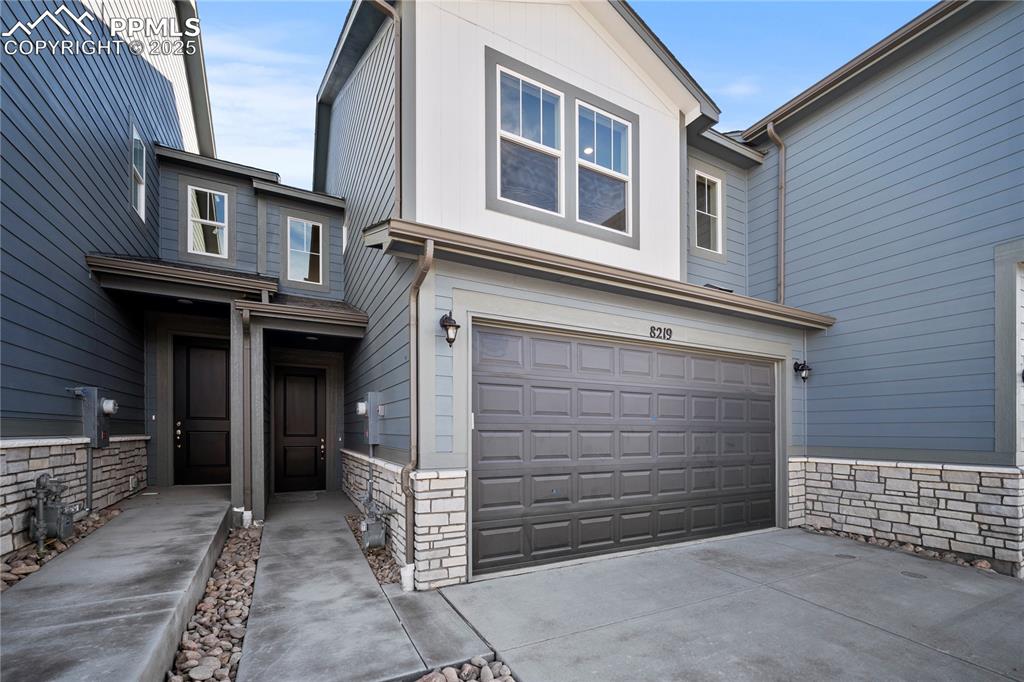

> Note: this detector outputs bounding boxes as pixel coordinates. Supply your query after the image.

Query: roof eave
[174,0,216,157]
[364,219,835,331]
[742,0,971,142]
[608,0,720,124]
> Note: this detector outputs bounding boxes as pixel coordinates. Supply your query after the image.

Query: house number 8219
[650,326,673,340]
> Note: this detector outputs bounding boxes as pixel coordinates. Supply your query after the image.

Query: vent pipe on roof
[766,122,786,304]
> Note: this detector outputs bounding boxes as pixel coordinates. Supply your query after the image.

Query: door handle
[320,437,326,460]
[175,419,183,449]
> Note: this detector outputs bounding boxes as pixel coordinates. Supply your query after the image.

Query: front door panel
[274,367,326,492]
[174,337,230,485]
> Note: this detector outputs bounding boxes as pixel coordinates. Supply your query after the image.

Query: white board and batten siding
[752,2,1024,462]
[410,0,688,280]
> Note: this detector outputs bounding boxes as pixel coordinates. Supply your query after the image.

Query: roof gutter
[402,239,434,566]
[365,219,836,330]
[369,0,403,219]
[742,0,970,141]
[766,122,786,304]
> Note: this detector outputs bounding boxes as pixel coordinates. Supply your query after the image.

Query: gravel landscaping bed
[415,655,517,682]
[345,513,401,584]
[804,526,997,571]
[0,507,123,590]
[167,527,262,682]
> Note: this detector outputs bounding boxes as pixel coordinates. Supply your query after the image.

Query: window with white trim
[187,186,228,258]
[577,103,630,233]
[694,172,722,253]
[131,127,145,220]
[498,67,562,214]
[287,217,322,284]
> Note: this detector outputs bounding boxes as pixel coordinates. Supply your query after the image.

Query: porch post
[229,302,245,510]
[250,320,266,521]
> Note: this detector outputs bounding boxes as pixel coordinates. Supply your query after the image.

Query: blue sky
[198,1,933,189]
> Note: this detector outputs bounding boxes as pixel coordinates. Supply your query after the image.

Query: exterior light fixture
[439,311,460,347]
[794,360,812,382]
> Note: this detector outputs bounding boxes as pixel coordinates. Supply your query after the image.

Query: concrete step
[0,486,231,682]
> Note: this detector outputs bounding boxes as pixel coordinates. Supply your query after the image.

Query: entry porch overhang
[86,254,366,520]
[363,219,836,331]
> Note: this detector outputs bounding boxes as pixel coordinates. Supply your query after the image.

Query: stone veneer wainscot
[410,469,467,590]
[340,450,408,566]
[788,457,1024,578]
[0,436,149,556]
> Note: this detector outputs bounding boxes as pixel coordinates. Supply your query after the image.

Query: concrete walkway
[1,486,230,681]
[443,529,1024,681]
[237,491,488,682]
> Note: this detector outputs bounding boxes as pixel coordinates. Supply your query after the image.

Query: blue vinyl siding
[324,21,415,462]
[0,0,194,436]
[778,2,1024,462]
[686,148,749,294]
[747,148,779,302]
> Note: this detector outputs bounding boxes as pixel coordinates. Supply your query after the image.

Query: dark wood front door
[174,337,231,485]
[274,367,327,492]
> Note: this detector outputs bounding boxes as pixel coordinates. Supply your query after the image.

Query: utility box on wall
[68,386,118,448]
[356,391,383,446]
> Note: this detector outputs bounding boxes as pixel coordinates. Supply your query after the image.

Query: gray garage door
[471,326,776,573]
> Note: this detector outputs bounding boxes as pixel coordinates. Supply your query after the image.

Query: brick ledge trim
[340,449,405,475]
[792,456,1022,475]
[1,435,150,448]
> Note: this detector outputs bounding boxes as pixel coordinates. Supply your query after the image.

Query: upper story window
[287,217,322,284]
[577,103,630,233]
[486,48,639,249]
[187,186,228,258]
[498,67,562,214]
[131,127,145,220]
[694,171,722,253]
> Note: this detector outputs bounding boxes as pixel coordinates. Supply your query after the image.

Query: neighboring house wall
[777,2,1023,464]
[410,0,687,279]
[0,0,197,437]
[685,147,749,295]
[324,21,415,462]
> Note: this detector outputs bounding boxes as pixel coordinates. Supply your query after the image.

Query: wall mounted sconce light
[439,311,460,347]
[794,360,812,382]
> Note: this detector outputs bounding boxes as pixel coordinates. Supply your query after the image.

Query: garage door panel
[475,430,524,463]
[472,326,776,573]
[477,382,524,415]
[530,337,572,372]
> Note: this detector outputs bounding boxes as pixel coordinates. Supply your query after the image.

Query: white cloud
[717,78,761,98]
[205,29,323,188]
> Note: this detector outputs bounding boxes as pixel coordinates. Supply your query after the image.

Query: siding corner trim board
[364,218,836,331]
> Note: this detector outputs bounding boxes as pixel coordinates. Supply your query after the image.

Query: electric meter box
[69,386,118,448]
[364,391,382,446]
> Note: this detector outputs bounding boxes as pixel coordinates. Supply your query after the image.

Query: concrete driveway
[442,529,1024,681]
